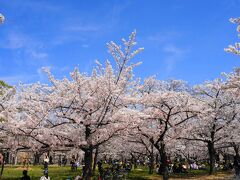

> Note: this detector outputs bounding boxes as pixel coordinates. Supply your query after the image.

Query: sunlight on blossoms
[0,13,5,24]
[225,17,240,55]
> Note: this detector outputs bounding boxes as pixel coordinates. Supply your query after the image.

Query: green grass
[127,167,232,180]
[2,165,81,180]
[128,168,159,180]
[0,165,234,180]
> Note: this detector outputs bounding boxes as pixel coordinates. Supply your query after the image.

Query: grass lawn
[128,167,234,180]
[0,165,235,180]
[2,165,80,180]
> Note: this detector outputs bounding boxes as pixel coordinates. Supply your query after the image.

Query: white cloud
[81,44,89,48]
[162,44,188,74]
[144,31,188,74]
[146,31,181,45]
[52,34,86,46]
[163,44,186,55]
[64,25,100,32]
[3,0,62,13]
[0,32,27,49]
[0,31,48,62]
[29,50,48,59]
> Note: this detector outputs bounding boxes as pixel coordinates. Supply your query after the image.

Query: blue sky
[0,0,240,85]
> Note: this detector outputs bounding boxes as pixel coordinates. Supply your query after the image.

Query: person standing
[43,154,49,172]
[40,170,50,180]
[70,155,76,171]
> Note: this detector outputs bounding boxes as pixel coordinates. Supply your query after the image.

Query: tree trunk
[83,148,93,180]
[0,154,5,179]
[148,144,154,174]
[92,146,98,174]
[82,124,93,180]
[131,154,137,169]
[233,144,239,158]
[223,153,228,166]
[233,143,240,177]
[34,153,40,165]
[156,153,159,164]
[208,141,216,175]
[158,142,169,180]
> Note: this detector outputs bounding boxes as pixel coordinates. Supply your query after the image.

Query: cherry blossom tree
[36,31,144,179]
[172,139,208,164]
[183,79,238,174]
[134,77,197,180]
[220,69,240,166]
[0,82,60,165]
[0,81,14,176]
[225,17,240,55]
[0,81,15,147]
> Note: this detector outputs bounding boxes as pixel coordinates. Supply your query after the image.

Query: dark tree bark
[92,146,99,174]
[208,141,216,175]
[34,153,40,165]
[159,142,168,180]
[131,154,137,169]
[233,143,240,177]
[0,155,4,179]
[82,125,93,180]
[148,144,154,174]
[156,153,159,164]
[83,148,93,180]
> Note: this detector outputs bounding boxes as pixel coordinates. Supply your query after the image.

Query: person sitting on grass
[181,163,188,173]
[40,170,50,180]
[74,175,83,180]
[21,170,31,180]
[70,155,77,171]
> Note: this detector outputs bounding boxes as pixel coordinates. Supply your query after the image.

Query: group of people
[20,153,82,180]
[20,170,50,180]
[153,158,223,175]
[15,156,240,180]
[97,160,132,180]
[21,154,51,180]
[58,156,67,166]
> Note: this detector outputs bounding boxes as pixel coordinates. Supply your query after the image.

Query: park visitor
[21,170,31,180]
[40,170,50,180]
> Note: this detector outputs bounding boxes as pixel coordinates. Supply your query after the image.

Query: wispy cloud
[1,32,28,49]
[64,25,100,32]
[2,0,62,13]
[143,31,188,74]
[0,31,48,62]
[108,2,131,29]
[52,34,86,46]
[81,44,89,48]
[48,2,130,47]
[52,22,100,46]
[29,51,48,60]
[162,44,188,73]
[163,44,186,55]
[145,31,181,46]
